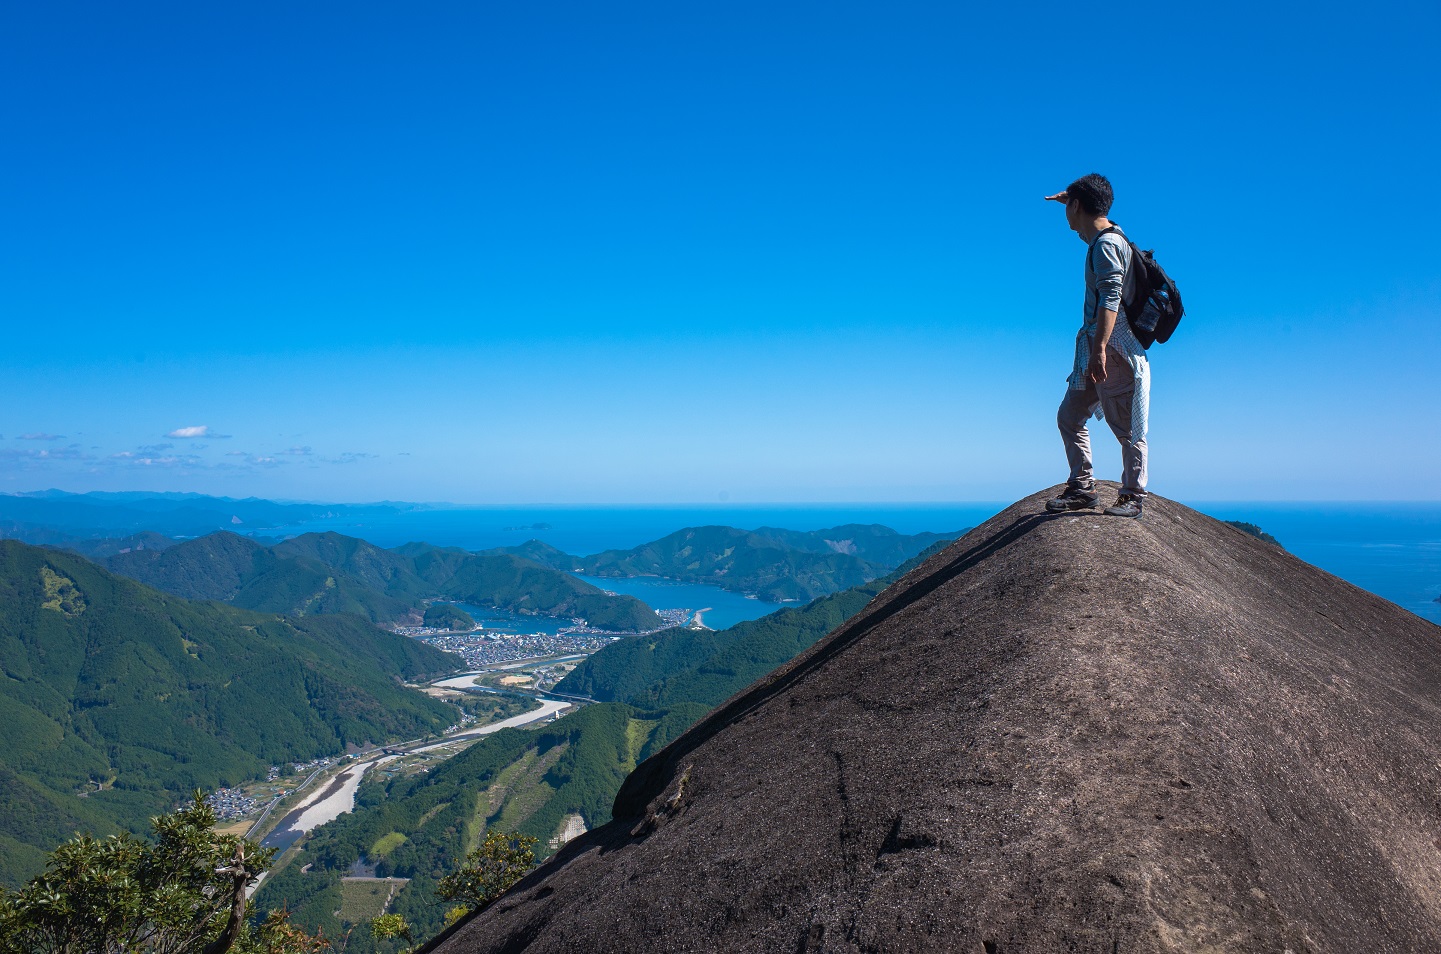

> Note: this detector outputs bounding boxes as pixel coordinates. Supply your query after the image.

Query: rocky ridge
[428,485,1441,953]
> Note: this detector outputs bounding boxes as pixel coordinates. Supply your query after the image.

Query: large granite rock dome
[427,486,1441,953]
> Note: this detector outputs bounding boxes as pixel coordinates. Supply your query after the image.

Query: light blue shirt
[1069,228,1147,391]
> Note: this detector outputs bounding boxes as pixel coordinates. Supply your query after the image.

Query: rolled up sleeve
[1094,238,1127,313]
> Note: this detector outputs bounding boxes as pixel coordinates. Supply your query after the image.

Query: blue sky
[2,2,1438,503]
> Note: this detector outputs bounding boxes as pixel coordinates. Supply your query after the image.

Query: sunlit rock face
[429,485,1441,954]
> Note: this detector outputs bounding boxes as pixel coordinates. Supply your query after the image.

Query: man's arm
[1086,308,1117,382]
[1087,237,1127,383]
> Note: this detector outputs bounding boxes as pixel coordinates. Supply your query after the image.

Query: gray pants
[1057,349,1149,497]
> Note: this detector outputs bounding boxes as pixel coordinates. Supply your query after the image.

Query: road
[256,679,572,854]
[246,663,589,901]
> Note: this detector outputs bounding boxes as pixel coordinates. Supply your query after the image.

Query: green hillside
[257,700,706,949]
[424,603,475,631]
[0,540,461,886]
[557,574,883,707]
[107,531,661,631]
[477,539,577,570]
[107,530,268,601]
[577,524,957,601]
[559,540,954,708]
[421,551,659,631]
[273,532,432,596]
[110,531,413,624]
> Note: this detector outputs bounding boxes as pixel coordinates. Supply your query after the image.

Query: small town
[204,787,258,820]
[418,631,623,668]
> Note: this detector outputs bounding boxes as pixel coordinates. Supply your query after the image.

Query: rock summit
[428,486,1441,953]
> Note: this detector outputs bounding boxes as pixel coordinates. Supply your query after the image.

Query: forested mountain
[108,531,415,624]
[0,540,460,886]
[106,531,661,631]
[412,549,658,631]
[107,531,270,600]
[475,539,577,570]
[257,700,706,949]
[423,603,475,630]
[273,532,431,595]
[557,541,950,708]
[576,524,958,601]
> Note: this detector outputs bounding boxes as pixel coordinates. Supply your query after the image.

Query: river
[258,683,568,856]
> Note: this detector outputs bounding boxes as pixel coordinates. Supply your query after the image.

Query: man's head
[1064,173,1113,228]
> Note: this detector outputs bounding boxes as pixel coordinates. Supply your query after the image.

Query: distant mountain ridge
[0,489,410,542]
[3,493,959,611]
[570,523,959,601]
[0,539,459,886]
[107,531,662,631]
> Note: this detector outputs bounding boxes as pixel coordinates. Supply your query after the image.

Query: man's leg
[1098,351,1148,498]
[1057,384,1099,489]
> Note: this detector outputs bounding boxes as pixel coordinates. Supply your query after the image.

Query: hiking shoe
[1104,494,1144,518]
[1045,485,1099,512]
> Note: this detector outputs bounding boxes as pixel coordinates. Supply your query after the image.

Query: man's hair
[1066,173,1113,217]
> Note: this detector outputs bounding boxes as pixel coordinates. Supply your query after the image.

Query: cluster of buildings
[654,608,691,628]
[421,631,621,668]
[264,756,339,781]
[392,622,476,638]
[443,712,481,734]
[205,787,259,820]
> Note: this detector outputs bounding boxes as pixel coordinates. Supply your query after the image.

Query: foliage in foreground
[435,830,537,916]
[0,793,328,954]
[367,832,535,953]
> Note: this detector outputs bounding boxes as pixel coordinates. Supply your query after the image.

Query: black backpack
[1090,226,1184,348]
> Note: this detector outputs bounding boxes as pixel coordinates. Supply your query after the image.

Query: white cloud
[18,433,65,441]
[166,426,231,439]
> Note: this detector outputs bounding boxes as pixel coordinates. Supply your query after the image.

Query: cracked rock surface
[426,485,1441,954]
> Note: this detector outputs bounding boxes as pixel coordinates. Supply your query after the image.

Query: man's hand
[1087,347,1107,383]
[1044,191,1069,203]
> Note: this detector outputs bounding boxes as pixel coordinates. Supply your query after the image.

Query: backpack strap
[1087,225,1126,274]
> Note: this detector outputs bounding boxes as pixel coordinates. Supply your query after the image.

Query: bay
[264,501,1441,627]
[446,601,576,636]
[574,574,787,630]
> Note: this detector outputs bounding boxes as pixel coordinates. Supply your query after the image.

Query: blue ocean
[277,502,1441,626]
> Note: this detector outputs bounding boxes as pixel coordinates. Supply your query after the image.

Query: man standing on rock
[1042,173,1149,518]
